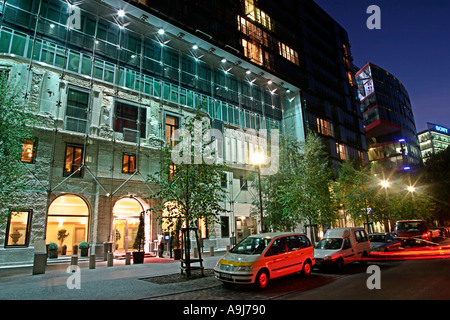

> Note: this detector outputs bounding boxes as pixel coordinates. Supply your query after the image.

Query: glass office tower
[356,62,421,173]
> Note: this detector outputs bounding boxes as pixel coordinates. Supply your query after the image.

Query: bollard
[71,255,78,267]
[89,254,96,269]
[226,245,230,252]
[32,252,47,275]
[209,246,214,256]
[107,252,114,267]
[72,245,78,255]
[125,252,131,265]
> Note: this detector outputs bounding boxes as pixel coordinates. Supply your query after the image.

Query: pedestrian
[168,232,174,258]
[157,233,164,258]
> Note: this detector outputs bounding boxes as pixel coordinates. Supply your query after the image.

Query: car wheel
[302,260,312,277]
[254,270,269,289]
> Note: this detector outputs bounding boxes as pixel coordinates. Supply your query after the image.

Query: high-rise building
[0,0,366,265]
[356,62,421,173]
[418,123,450,162]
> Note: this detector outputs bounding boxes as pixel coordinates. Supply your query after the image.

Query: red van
[394,220,433,246]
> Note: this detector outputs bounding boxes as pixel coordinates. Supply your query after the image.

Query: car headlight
[323,256,332,261]
[236,265,253,272]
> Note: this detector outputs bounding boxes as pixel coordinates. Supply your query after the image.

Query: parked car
[394,220,437,246]
[214,232,315,289]
[430,227,450,238]
[314,227,370,272]
[369,233,401,252]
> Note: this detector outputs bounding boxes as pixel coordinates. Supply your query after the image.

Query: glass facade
[356,63,421,172]
[418,123,450,162]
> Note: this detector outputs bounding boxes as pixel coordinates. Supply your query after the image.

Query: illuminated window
[244,0,274,31]
[168,163,176,181]
[242,39,263,65]
[317,118,334,137]
[165,114,180,146]
[64,145,84,177]
[5,210,32,247]
[21,138,37,163]
[122,154,136,174]
[336,143,348,160]
[46,195,89,253]
[278,42,299,66]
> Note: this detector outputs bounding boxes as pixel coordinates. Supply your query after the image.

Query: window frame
[4,210,33,248]
[21,138,38,163]
[63,144,84,178]
[122,153,137,174]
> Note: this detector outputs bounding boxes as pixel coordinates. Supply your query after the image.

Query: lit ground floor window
[5,210,32,247]
[46,194,89,254]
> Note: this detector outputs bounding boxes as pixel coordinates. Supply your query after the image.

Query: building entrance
[112,198,144,253]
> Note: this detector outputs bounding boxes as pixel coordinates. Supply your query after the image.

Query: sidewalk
[0,251,224,300]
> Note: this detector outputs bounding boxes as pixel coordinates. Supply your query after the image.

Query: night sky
[313,0,450,133]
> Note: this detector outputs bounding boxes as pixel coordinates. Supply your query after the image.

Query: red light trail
[368,245,450,261]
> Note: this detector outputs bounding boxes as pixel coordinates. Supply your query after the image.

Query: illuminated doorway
[113,197,144,252]
[46,195,90,255]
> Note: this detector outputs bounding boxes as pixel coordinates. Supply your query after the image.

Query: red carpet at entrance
[144,257,177,264]
[114,253,177,263]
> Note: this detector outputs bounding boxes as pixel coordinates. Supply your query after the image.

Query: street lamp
[380,179,392,232]
[252,152,265,234]
[380,180,390,189]
[407,185,416,216]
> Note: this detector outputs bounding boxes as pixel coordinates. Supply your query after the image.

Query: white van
[214,232,315,289]
[314,227,370,272]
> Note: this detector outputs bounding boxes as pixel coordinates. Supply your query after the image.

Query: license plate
[219,272,232,280]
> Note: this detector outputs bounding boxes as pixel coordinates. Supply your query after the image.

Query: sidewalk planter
[78,241,89,257]
[173,248,181,260]
[48,242,58,259]
[133,251,145,264]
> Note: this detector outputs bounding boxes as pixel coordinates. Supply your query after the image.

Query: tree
[147,110,228,265]
[334,161,435,232]
[257,131,336,241]
[333,161,373,228]
[257,134,304,232]
[422,148,450,225]
[0,73,37,223]
[293,131,336,242]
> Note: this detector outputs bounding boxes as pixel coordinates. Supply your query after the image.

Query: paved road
[284,258,450,300]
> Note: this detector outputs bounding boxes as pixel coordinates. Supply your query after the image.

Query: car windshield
[396,222,424,232]
[315,238,343,250]
[230,237,271,255]
[369,235,386,243]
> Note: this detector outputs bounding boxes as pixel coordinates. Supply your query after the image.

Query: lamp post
[380,179,392,232]
[407,185,416,216]
[252,152,265,234]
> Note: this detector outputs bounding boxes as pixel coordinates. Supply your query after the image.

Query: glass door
[113,218,139,252]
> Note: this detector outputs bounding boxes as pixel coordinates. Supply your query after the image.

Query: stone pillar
[89,254,96,269]
[107,252,114,267]
[32,252,47,275]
